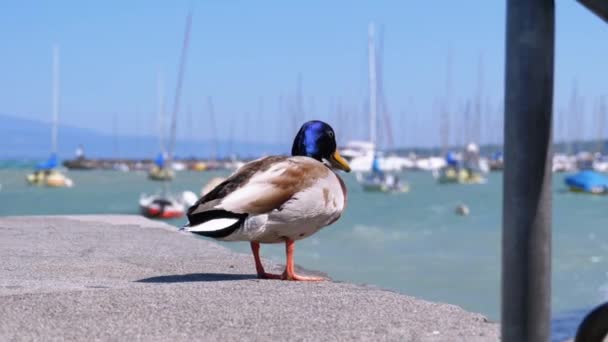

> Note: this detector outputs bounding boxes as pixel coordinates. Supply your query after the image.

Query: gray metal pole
[502,0,554,341]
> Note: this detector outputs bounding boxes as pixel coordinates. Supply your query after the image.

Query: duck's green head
[291,120,351,172]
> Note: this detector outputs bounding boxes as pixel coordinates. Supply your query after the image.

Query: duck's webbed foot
[250,242,281,279]
[280,239,325,282]
[251,240,326,281]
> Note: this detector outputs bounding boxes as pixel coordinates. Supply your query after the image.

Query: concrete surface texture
[0,215,499,341]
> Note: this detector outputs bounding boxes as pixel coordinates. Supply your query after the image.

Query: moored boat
[139,193,185,219]
[26,45,73,189]
[26,169,74,188]
[357,172,409,193]
[26,154,74,188]
[148,153,174,181]
[565,170,608,194]
[435,145,487,185]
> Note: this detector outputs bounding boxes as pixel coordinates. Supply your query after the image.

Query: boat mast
[474,54,484,145]
[159,74,168,196]
[186,104,192,156]
[336,99,343,144]
[441,50,452,154]
[278,94,285,144]
[157,72,165,155]
[597,96,606,154]
[52,45,60,155]
[376,25,395,149]
[167,10,193,162]
[294,74,303,132]
[368,22,377,147]
[228,121,234,158]
[257,96,265,154]
[567,81,578,154]
[207,96,218,161]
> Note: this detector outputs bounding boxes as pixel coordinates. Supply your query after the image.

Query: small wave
[429,204,447,214]
[350,224,408,243]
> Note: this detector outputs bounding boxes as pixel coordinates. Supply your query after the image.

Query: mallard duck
[183,120,350,281]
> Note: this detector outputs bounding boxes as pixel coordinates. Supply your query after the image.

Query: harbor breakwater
[0,215,499,341]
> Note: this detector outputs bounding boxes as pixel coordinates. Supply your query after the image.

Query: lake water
[1,168,606,341]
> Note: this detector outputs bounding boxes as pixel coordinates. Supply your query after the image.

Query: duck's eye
[328,131,334,138]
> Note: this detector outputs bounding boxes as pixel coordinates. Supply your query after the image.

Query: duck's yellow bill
[329,151,351,172]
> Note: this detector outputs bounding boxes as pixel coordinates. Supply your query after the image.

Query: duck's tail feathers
[184,209,247,238]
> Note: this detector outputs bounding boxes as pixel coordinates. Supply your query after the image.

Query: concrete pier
[0,215,498,341]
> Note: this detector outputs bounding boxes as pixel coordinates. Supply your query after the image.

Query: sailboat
[190,96,219,171]
[435,57,488,185]
[26,45,73,188]
[140,77,180,217]
[140,11,193,218]
[562,96,608,194]
[435,144,487,184]
[148,74,175,181]
[356,23,408,193]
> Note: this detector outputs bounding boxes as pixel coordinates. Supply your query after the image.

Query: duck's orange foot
[281,271,325,282]
[250,240,327,281]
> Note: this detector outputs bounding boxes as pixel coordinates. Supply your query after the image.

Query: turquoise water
[1,169,606,329]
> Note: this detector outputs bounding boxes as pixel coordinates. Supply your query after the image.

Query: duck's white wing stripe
[186,218,240,233]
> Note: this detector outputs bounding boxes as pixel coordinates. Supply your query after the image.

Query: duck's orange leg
[250,242,281,279]
[280,239,325,281]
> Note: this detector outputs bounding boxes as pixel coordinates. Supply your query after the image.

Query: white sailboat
[342,23,379,173]
[26,45,73,188]
[435,57,488,185]
[140,11,193,219]
[434,144,487,184]
[148,73,175,181]
[355,23,408,193]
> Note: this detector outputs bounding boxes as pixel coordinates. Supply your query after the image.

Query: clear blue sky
[1,1,606,148]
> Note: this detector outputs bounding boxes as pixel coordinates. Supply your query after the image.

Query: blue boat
[565,170,608,194]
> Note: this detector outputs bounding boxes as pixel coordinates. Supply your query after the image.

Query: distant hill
[3,114,606,160]
[0,114,286,160]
